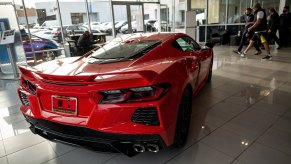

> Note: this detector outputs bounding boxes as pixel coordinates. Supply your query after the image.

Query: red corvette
[18,33,214,156]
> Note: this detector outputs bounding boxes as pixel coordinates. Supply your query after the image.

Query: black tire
[207,56,213,83]
[173,87,192,148]
[42,47,56,62]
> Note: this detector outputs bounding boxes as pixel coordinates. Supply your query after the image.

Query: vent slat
[20,92,30,106]
[131,107,159,126]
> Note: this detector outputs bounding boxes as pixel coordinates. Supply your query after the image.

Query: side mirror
[205,42,214,49]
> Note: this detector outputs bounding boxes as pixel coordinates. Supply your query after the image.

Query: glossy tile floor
[0,45,291,164]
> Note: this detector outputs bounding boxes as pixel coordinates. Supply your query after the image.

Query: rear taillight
[52,31,61,34]
[99,84,170,104]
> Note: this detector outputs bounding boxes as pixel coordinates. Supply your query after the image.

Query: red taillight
[52,31,61,34]
[99,84,170,104]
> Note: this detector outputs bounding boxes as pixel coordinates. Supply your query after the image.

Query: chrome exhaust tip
[133,144,145,153]
[147,144,159,153]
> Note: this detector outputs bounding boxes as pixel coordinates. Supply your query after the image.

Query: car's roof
[112,33,182,43]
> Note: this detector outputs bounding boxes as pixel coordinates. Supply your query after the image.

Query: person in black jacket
[77,31,96,54]
[279,6,291,48]
[267,8,281,48]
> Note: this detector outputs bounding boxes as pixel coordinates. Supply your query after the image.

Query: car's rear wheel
[173,87,192,148]
[42,48,56,61]
[207,56,213,83]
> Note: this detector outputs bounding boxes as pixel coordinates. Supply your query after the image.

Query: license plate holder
[52,95,77,116]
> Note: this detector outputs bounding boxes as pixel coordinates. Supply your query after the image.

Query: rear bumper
[24,115,165,157]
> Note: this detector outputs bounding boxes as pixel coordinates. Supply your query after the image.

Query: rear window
[87,40,161,63]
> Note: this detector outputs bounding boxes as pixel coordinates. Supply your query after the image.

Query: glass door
[112,2,144,37]
[113,5,128,35]
[130,5,144,33]
[160,4,170,32]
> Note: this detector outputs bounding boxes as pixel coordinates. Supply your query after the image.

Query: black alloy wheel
[42,47,56,61]
[173,88,192,148]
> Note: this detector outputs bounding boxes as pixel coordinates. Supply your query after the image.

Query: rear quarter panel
[149,49,199,145]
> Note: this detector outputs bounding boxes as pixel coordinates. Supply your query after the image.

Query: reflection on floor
[0,45,291,164]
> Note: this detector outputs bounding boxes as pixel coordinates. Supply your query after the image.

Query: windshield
[87,40,161,63]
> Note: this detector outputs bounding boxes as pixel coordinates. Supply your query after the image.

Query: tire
[207,56,213,83]
[173,87,192,148]
[42,47,56,62]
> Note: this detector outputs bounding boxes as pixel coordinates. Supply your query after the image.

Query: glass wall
[191,0,286,43]
[0,1,26,79]
[193,0,250,42]
[208,0,227,24]
[227,0,251,24]
[0,0,286,79]
[254,0,280,11]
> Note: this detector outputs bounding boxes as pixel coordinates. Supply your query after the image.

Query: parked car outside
[115,20,127,33]
[50,25,69,43]
[20,29,62,61]
[65,25,100,35]
[33,30,54,40]
[120,20,157,34]
[90,22,102,29]
[120,21,137,34]
[99,22,119,35]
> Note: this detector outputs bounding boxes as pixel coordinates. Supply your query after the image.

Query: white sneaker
[240,52,246,58]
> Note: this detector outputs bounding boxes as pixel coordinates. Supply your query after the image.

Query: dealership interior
[1,0,291,164]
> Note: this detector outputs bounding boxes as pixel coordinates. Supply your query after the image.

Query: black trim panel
[24,115,165,157]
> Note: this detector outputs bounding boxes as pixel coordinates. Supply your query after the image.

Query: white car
[83,22,101,29]
[115,20,127,33]
[99,22,114,34]
[120,21,137,34]
[92,22,108,31]
[33,30,54,40]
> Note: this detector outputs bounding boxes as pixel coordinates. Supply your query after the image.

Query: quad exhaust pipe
[133,144,159,153]
[146,144,159,153]
[133,144,146,153]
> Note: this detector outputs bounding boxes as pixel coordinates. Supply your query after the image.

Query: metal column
[56,0,66,45]
[172,0,175,32]
[85,0,92,33]
[21,0,37,65]
[205,0,208,42]
[109,0,116,37]
[126,5,132,34]
[141,4,145,33]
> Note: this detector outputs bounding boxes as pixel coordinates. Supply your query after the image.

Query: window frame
[173,36,201,52]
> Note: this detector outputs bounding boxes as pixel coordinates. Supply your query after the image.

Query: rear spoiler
[18,65,158,83]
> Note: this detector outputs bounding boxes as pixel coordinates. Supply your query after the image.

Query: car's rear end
[18,65,179,156]
[18,34,182,156]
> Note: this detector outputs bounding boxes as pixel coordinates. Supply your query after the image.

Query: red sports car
[18,33,214,156]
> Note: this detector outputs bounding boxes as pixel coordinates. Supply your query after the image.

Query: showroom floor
[0,45,291,164]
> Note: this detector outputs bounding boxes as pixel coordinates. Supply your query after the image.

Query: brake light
[99,84,170,104]
[52,31,61,34]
